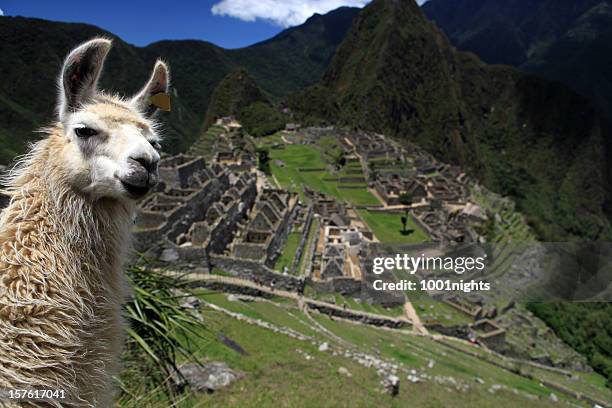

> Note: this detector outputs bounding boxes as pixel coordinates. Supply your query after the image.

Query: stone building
[469,319,506,349]
[133,153,257,268]
[375,176,427,206]
[230,189,298,266]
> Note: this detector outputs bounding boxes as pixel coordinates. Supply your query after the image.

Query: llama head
[55,38,170,201]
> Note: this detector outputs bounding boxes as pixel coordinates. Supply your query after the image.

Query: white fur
[0,38,170,407]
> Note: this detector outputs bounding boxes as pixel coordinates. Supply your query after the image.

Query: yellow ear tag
[149,92,171,112]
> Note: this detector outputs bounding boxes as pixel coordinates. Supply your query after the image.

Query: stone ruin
[131,152,303,289]
[228,189,298,267]
[469,319,506,349]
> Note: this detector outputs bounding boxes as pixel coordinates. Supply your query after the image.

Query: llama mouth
[120,180,150,198]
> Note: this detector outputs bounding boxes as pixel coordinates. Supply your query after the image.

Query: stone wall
[290,205,314,274]
[187,279,274,298]
[305,302,407,329]
[206,181,257,254]
[133,177,228,252]
[307,277,362,296]
[264,199,300,267]
[209,254,305,293]
[159,155,205,188]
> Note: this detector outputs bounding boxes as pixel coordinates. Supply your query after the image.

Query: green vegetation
[119,266,209,405]
[256,147,271,174]
[188,124,226,160]
[357,210,429,243]
[398,193,413,234]
[297,217,319,275]
[239,102,286,138]
[292,0,611,243]
[267,143,379,205]
[203,68,269,130]
[116,277,612,406]
[303,287,404,317]
[177,289,605,407]
[527,302,612,389]
[393,270,473,326]
[0,8,358,164]
[423,0,612,121]
[274,231,302,273]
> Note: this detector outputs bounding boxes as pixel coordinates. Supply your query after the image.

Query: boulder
[178,362,244,392]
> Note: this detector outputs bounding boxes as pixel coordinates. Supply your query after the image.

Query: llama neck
[3,134,134,281]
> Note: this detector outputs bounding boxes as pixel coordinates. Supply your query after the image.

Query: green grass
[358,210,429,243]
[189,124,226,159]
[268,144,379,205]
[184,291,572,407]
[298,218,319,275]
[120,288,610,407]
[392,270,473,326]
[253,131,285,148]
[274,231,302,273]
[305,289,404,318]
[311,314,561,402]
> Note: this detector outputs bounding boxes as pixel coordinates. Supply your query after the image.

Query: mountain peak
[307,0,611,241]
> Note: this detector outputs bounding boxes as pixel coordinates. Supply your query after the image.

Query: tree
[333,151,346,167]
[256,147,271,174]
[398,193,413,234]
[401,215,408,234]
[239,102,286,137]
[398,192,413,209]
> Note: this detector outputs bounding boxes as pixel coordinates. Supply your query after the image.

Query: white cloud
[211,0,371,27]
[0,8,4,16]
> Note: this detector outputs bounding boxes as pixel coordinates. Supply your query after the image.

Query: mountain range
[1,1,611,242]
[0,7,359,163]
[291,0,611,242]
[422,0,612,119]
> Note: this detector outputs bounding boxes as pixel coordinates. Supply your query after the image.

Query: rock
[382,375,400,396]
[407,374,420,383]
[549,393,558,402]
[488,384,503,394]
[338,367,352,377]
[227,294,239,302]
[427,359,435,369]
[319,342,329,352]
[160,247,179,262]
[180,295,201,310]
[475,377,485,384]
[177,362,244,392]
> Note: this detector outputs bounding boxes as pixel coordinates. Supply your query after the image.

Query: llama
[0,38,170,407]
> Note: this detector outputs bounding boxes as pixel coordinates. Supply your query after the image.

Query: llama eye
[74,127,98,138]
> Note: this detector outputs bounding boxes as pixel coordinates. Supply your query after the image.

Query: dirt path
[167,271,412,327]
[403,299,428,335]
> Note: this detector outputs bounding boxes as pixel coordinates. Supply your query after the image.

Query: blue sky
[0,0,427,49]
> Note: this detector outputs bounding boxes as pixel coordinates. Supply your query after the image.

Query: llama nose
[128,156,159,187]
[129,156,156,173]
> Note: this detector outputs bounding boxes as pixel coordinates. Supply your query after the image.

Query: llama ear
[130,60,170,117]
[58,38,112,121]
